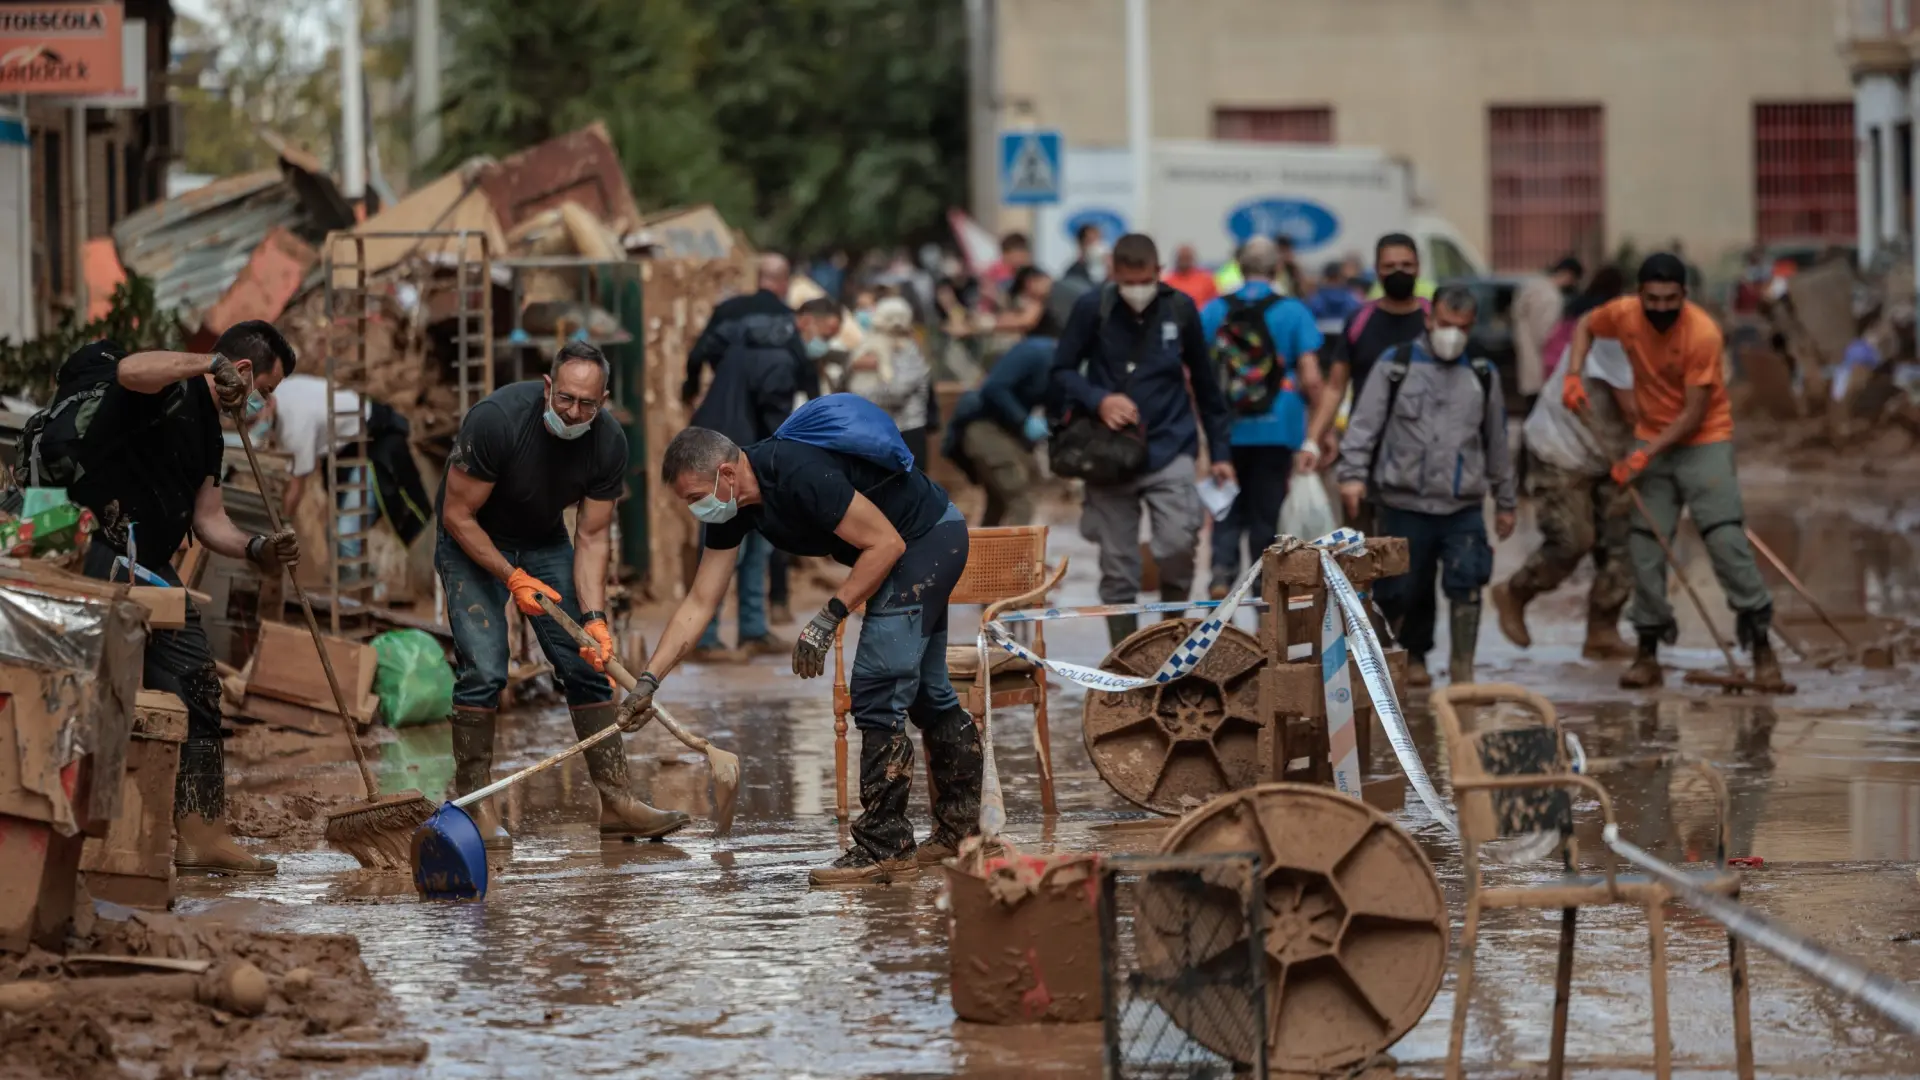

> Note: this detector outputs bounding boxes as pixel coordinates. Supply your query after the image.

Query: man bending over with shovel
[437,342,689,849]
[637,403,982,886]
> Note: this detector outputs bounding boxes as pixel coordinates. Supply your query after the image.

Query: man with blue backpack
[635,395,983,886]
[1200,237,1325,598]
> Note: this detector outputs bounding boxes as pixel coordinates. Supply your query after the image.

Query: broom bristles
[324,792,434,871]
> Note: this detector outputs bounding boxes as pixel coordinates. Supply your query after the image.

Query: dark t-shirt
[1337,306,1429,399]
[704,440,951,567]
[438,381,626,549]
[65,341,224,559]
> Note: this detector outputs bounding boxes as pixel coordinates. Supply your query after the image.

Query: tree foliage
[174,2,342,178]
[435,0,969,255]
[0,275,185,400]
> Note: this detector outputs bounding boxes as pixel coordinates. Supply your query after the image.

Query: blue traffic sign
[1000,130,1062,206]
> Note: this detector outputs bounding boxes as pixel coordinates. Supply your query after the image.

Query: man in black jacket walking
[682,253,809,660]
[1051,234,1237,646]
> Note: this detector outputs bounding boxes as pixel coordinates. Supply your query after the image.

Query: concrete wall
[999,0,1853,264]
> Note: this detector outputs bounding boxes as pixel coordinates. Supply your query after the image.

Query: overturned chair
[1433,683,1754,1080]
[832,525,1067,818]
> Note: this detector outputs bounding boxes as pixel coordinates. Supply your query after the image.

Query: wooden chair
[831,525,1067,819]
[1432,683,1753,1080]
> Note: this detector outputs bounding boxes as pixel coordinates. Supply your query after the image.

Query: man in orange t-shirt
[1564,253,1775,690]
[1163,244,1219,307]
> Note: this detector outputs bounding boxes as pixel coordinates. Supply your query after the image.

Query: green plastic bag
[371,629,455,728]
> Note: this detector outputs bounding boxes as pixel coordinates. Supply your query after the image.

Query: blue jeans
[435,531,613,709]
[849,505,969,734]
[697,529,772,648]
[1374,505,1493,662]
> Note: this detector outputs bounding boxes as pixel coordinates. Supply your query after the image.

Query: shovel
[535,596,741,835]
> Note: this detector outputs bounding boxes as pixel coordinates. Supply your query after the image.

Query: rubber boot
[571,703,691,840]
[811,729,921,886]
[1581,613,1636,661]
[1738,608,1785,689]
[1106,613,1140,649]
[172,738,277,876]
[449,707,511,852]
[914,707,998,865]
[1448,600,1482,685]
[1619,632,1665,689]
[1490,579,1533,648]
[1405,659,1432,689]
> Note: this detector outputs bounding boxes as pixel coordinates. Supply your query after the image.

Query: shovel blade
[412,803,489,900]
[707,749,741,836]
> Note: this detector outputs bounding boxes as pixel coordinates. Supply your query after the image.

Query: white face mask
[1429,326,1469,361]
[1119,283,1158,313]
[1086,243,1110,283]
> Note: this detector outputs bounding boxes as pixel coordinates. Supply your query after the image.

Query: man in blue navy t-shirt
[1200,237,1325,597]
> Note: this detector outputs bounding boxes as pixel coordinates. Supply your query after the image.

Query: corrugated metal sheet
[476,121,641,233]
[111,169,306,327]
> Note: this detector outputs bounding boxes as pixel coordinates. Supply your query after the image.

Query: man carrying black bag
[1050,233,1237,646]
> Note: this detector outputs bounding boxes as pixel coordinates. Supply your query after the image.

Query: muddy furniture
[1433,684,1754,1080]
[1083,538,1408,813]
[831,526,1066,819]
[80,690,188,909]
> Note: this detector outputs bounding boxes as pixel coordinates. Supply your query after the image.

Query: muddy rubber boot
[571,704,691,840]
[812,730,921,886]
[915,707,996,865]
[1405,659,1432,689]
[737,635,785,657]
[1739,608,1785,689]
[172,738,277,876]
[1106,613,1140,648]
[1581,614,1636,661]
[1619,633,1665,689]
[768,602,794,626]
[448,707,511,852]
[1490,579,1532,648]
[1448,601,1482,685]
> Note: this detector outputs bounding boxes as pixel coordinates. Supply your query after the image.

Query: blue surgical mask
[805,337,831,359]
[854,310,874,332]
[689,466,738,524]
[248,418,273,445]
[544,406,592,441]
[244,390,267,418]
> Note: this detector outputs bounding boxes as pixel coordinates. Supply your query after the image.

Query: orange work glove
[505,567,561,617]
[1609,449,1650,486]
[580,616,615,672]
[1561,375,1590,414]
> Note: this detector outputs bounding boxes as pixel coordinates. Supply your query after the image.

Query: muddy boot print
[172,738,276,876]
[812,730,921,886]
[915,708,997,865]
[449,707,511,851]
[572,704,690,840]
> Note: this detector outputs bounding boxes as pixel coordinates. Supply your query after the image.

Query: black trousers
[1209,444,1294,587]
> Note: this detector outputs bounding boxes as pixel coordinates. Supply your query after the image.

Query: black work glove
[246,528,300,572]
[208,354,249,413]
[617,673,661,732]
[792,598,848,680]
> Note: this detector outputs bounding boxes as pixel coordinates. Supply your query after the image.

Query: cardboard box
[80,690,186,910]
[247,620,377,721]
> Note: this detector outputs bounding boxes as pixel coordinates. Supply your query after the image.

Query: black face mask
[1644,305,1681,333]
[1381,271,1417,302]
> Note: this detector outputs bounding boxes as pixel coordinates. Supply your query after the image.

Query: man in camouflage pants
[1492,338,1636,658]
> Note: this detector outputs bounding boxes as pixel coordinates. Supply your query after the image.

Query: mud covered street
[156,456,1920,1079]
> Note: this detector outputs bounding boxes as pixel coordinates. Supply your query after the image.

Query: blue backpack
[773,394,915,473]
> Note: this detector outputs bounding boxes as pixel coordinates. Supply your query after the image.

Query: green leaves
[0,274,186,401]
[435,0,968,255]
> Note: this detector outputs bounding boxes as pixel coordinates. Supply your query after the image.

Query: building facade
[1841,0,1920,270]
[996,0,1855,271]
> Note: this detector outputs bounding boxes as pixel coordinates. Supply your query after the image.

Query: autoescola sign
[0,3,124,96]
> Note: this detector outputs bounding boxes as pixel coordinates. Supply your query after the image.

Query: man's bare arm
[573,498,615,615]
[441,467,514,582]
[832,494,907,613]
[118,352,213,394]
[1305,362,1348,449]
[190,479,254,560]
[643,548,738,683]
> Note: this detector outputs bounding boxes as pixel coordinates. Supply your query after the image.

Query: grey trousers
[1627,439,1772,635]
[1081,454,1205,604]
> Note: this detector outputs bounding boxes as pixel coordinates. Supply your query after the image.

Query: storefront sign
[0,3,125,96]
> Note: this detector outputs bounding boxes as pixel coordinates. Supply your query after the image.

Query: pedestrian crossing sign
[1000,130,1062,206]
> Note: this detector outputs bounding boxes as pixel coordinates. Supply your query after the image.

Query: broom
[231,413,432,868]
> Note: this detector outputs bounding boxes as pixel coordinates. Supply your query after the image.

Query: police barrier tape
[976,529,1458,838]
[1603,825,1920,1037]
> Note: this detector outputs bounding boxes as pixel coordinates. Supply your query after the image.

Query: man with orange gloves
[1563,253,1776,689]
[436,342,690,850]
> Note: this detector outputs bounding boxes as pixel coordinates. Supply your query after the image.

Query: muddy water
[184,479,1920,1077]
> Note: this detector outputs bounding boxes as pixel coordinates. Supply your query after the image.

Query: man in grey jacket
[1336,285,1517,686]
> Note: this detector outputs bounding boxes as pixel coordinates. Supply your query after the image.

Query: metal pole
[1125,0,1150,233]
[15,94,31,339]
[966,0,998,232]
[411,0,440,174]
[340,0,366,201]
[69,104,87,318]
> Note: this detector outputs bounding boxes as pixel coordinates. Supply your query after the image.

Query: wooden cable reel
[1137,783,1448,1074]
[1083,619,1270,814]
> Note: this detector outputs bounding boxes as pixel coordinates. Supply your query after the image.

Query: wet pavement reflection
[184,482,1920,1077]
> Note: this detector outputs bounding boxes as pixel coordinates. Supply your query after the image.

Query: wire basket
[1099,852,1268,1079]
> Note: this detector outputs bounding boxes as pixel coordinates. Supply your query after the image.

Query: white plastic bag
[1278,472,1339,541]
